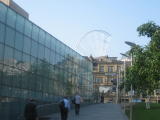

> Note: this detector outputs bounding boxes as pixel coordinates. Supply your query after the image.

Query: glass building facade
[0,2,93,120]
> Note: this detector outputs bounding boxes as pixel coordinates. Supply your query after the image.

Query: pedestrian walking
[74,93,82,115]
[59,96,71,120]
[100,95,104,103]
[24,99,38,120]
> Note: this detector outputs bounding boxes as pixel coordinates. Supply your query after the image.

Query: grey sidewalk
[48,103,128,120]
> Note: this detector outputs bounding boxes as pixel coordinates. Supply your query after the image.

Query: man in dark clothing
[101,95,104,103]
[59,96,70,120]
[74,93,82,115]
[24,99,38,120]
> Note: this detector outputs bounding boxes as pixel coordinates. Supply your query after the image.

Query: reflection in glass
[4,46,14,66]
[5,27,15,47]
[16,14,25,33]
[39,29,45,44]
[23,36,31,54]
[32,24,39,41]
[24,20,32,37]
[0,3,93,120]
[0,3,7,23]
[15,32,23,51]
[31,40,38,57]
[45,33,51,48]
[14,50,22,69]
[0,44,4,63]
[38,44,45,59]
[0,23,5,43]
[6,9,16,28]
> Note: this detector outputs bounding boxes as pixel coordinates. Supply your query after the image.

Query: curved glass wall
[0,2,93,120]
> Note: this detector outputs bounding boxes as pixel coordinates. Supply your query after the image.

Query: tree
[137,21,160,37]
[126,21,160,99]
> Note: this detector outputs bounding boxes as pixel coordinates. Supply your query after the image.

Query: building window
[93,62,98,71]
[108,66,113,72]
[93,66,98,71]
[107,76,112,82]
[99,65,104,72]
[105,78,107,83]
[117,66,121,72]
[95,78,102,83]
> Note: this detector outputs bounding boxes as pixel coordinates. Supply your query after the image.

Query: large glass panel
[23,36,31,54]
[56,54,60,65]
[61,43,65,57]
[0,63,3,83]
[16,14,25,33]
[51,37,56,51]
[0,3,7,23]
[65,46,69,58]
[45,33,51,48]
[21,71,29,89]
[37,59,44,75]
[38,44,45,60]
[15,32,23,51]
[44,48,50,62]
[0,44,4,64]
[12,68,21,88]
[32,24,39,41]
[43,78,49,93]
[31,56,37,73]
[3,66,13,86]
[50,50,56,65]
[22,53,30,71]
[28,74,36,90]
[6,9,16,28]
[31,40,38,57]
[4,46,14,66]
[39,29,45,44]
[59,42,63,56]
[48,80,54,93]
[0,22,5,43]
[14,50,22,69]
[56,40,61,54]
[36,76,43,91]
[24,20,32,37]
[5,27,15,47]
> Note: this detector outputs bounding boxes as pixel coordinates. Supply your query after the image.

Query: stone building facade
[90,56,124,102]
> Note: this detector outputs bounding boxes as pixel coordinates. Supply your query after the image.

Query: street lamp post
[125,41,137,120]
[120,53,129,113]
[116,69,120,104]
[116,63,122,104]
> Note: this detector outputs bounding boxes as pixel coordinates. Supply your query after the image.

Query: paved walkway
[48,103,128,120]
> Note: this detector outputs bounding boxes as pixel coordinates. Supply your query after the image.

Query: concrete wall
[0,0,9,5]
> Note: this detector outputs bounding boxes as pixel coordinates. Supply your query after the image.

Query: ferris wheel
[76,30,111,57]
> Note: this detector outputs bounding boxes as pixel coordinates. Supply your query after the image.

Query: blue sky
[14,0,160,58]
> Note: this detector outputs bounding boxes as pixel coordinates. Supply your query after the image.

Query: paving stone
[48,103,128,120]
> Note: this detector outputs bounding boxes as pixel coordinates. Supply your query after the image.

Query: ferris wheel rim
[76,29,111,49]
